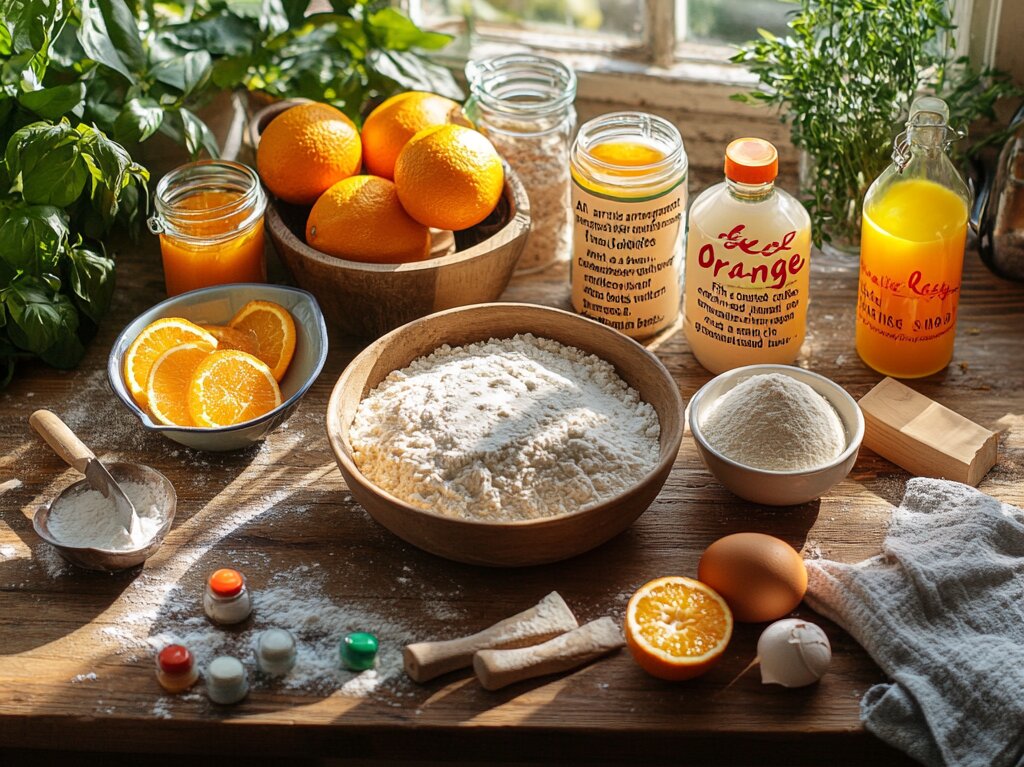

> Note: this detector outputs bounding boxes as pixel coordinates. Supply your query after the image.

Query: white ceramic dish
[688,364,864,506]
[108,283,328,452]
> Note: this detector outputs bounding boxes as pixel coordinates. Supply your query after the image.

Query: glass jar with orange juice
[856,96,971,378]
[569,112,687,339]
[149,160,268,296]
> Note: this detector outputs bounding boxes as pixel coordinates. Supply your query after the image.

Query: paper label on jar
[683,223,810,373]
[570,179,685,338]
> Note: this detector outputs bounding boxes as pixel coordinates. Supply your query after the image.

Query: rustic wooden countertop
[1,234,1022,766]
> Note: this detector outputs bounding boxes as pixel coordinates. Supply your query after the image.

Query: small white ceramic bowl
[688,364,864,506]
[108,283,328,451]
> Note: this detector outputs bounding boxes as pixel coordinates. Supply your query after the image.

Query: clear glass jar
[155,644,199,693]
[569,111,687,339]
[466,54,577,274]
[685,138,812,373]
[148,160,267,297]
[856,96,971,378]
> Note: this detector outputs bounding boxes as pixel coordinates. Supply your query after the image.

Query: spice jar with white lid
[155,644,199,693]
[256,628,297,676]
[206,655,249,704]
[203,568,252,625]
[466,53,577,274]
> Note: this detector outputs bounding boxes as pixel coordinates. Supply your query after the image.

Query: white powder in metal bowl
[700,373,846,471]
[349,333,661,521]
[48,480,165,551]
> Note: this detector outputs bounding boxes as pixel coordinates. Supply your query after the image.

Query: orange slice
[146,343,214,426]
[625,576,733,681]
[201,324,260,356]
[228,301,296,382]
[123,318,217,409]
[187,350,282,427]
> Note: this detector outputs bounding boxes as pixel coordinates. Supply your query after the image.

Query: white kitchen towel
[804,477,1024,767]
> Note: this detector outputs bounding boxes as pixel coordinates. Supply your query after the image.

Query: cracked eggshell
[757,618,831,688]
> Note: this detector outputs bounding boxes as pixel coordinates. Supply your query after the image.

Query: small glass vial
[148,160,267,297]
[155,644,199,693]
[466,54,577,274]
[684,138,812,374]
[206,655,249,705]
[203,568,253,625]
[340,632,378,671]
[570,112,688,339]
[256,628,297,676]
[856,96,971,378]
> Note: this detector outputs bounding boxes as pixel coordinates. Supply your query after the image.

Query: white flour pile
[701,373,846,471]
[48,480,165,550]
[350,333,660,521]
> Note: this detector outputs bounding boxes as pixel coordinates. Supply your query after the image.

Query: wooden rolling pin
[404,591,578,683]
[473,617,624,691]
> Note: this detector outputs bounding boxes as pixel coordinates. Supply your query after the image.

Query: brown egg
[697,533,807,623]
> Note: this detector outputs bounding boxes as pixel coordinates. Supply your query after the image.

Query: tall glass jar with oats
[570,112,687,339]
[466,54,577,273]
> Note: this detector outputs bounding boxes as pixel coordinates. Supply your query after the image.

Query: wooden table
[1,234,1022,766]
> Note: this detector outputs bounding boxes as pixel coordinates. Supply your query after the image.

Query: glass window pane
[421,0,645,41]
[679,0,792,46]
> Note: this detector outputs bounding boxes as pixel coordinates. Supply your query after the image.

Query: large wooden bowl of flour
[326,303,684,567]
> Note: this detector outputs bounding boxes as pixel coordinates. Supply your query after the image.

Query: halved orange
[123,318,217,409]
[146,343,213,426]
[187,350,282,427]
[228,301,296,382]
[201,324,260,357]
[625,576,733,681]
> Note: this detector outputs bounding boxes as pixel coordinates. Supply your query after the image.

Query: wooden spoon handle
[29,410,95,475]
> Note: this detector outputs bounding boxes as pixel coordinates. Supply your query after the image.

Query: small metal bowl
[33,463,177,571]
[688,364,864,506]
[108,283,328,452]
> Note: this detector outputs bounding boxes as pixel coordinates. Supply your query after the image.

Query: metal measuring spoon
[30,409,140,535]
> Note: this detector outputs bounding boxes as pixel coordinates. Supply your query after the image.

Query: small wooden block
[858,377,998,486]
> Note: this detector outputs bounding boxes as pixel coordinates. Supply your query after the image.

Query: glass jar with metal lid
[466,54,577,274]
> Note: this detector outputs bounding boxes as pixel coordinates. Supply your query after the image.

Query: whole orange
[361,91,462,180]
[306,175,431,264]
[394,124,504,231]
[257,102,362,205]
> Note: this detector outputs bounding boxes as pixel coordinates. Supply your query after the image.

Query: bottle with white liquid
[684,138,811,373]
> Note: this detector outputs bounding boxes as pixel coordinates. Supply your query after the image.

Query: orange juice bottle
[856,97,971,378]
[569,112,687,339]
[149,161,268,296]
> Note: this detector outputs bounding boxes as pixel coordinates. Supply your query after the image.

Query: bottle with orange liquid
[569,112,687,339]
[148,160,268,296]
[856,96,971,378]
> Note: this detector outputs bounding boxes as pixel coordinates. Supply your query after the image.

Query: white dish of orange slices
[108,284,327,452]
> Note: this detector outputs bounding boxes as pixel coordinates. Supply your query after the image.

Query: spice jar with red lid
[203,567,253,625]
[156,644,199,693]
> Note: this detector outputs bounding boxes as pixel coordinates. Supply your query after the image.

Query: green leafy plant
[732,0,1022,249]
[0,1,148,384]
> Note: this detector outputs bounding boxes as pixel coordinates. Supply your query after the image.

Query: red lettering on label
[696,227,806,289]
[718,224,797,258]
[908,270,959,301]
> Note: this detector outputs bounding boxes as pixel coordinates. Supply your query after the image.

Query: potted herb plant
[732,0,1020,255]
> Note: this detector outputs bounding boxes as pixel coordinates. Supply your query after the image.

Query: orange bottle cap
[158,644,193,674]
[209,568,244,598]
[724,138,779,185]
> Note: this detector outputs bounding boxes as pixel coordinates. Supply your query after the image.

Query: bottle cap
[341,632,379,671]
[158,644,193,675]
[258,629,296,662]
[209,568,244,598]
[208,655,245,685]
[724,138,778,184]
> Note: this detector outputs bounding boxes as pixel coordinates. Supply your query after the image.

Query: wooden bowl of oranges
[251,95,530,339]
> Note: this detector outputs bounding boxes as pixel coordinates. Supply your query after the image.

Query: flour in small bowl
[349,333,661,521]
[48,480,166,551]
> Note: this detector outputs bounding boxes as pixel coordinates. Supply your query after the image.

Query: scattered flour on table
[47,480,166,551]
[0,544,17,560]
[71,672,98,683]
[701,373,846,471]
[350,333,660,521]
